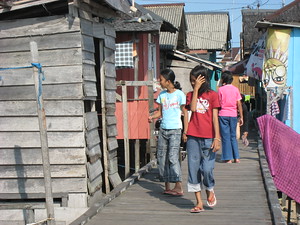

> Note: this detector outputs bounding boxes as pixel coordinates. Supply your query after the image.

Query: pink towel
[257,114,300,204]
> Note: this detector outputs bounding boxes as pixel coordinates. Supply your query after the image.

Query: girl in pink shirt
[218,71,243,163]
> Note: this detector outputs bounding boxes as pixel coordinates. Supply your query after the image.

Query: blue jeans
[157,128,182,183]
[219,116,240,160]
[187,136,216,192]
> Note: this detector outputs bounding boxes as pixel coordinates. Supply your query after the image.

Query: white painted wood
[1,165,86,178]
[0,65,82,86]
[0,16,80,38]
[0,131,85,148]
[0,178,87,193]
[0,148,86,165]
[0,100,84,116]
[0,117,83,131]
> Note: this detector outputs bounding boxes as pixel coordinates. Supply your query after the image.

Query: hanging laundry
[115,41,134,68]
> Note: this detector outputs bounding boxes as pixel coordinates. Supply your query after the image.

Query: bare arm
[190,76,205,112]
[237,100,244,126]
[181,105,188,142]
[211,108,221,152]
[148,104,162,123]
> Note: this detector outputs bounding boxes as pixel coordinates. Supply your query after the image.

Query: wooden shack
[0,0,133,224]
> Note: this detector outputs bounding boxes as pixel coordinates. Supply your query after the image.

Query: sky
[135,0,295,47]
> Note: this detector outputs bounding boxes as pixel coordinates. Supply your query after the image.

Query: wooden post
[133,36,140,172]
[296,202,300,225]
[121,83,130,178]
[100,48,110,194]
[30,41,55,225]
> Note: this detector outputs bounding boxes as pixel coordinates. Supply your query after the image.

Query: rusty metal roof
[143,3,186,50]
[185,12,231,51]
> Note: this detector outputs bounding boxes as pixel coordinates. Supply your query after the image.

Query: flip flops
[190,206,205,213]
[206,190,217,207]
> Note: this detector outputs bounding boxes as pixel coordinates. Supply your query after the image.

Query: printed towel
[257,114,300,203]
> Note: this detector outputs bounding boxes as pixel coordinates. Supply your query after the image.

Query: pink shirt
[218,84,241,117]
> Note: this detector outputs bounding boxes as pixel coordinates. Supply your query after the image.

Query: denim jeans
[219,116,240,160]
[187,136,216,192]
[157,128,182,183]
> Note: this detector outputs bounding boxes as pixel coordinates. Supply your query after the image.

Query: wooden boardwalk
[81,133,277,225]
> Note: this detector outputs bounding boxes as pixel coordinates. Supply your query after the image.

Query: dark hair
[160,69,182,90]
[241,94,245,102]
[190,65,211,95]
[221,71,233,84]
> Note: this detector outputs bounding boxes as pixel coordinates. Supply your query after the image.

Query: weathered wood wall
[0,15,89,196]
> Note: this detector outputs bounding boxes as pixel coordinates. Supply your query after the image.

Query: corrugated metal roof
[143,3,185,50]
[186,12,231,50]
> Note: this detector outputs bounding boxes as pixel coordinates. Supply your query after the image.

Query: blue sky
[135,0,294,47]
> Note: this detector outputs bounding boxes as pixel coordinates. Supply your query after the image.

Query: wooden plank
[0,48,82,67]
[83,81,97,97]
[0,148,86,165]
[93,22,105,39]
[0,116,83,131]
[78,9,93,21]
[0,100,84,116]
[107,137,118,151]
[0,16,80,38]
[104,24,116,38]
[80,18,93,37]
[0,165,86,178]
[85,111,99,131]
[83,63,96,82]
[87,175,102,194]
[0,32,81,53]
[81,34,95,53]
[0,83,83,100]
[0,65,82,86]
[82,50,95,65]
[104,62,116,78]
[87,160,103,181]
[0,132,85,148]
[86,144,102,163]
[122,85,130,178]
[85,128,101,150]
[105,77,116,90]
[0,178,87,193]
[104,47,115,63]
[104,35,115,50]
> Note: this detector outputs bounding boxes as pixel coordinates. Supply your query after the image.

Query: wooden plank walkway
[82,134,275,225]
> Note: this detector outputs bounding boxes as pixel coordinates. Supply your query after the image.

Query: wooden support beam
[30,41,55,225]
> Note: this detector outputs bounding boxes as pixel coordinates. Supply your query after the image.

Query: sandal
[190,206,205,213]
[206,190,217,207]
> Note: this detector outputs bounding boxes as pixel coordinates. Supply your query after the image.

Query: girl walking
[184,65,221,213]
[148,69,187,195]
[218,71,243,163]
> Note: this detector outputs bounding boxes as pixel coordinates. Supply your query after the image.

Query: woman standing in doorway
[148,69,187,195]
